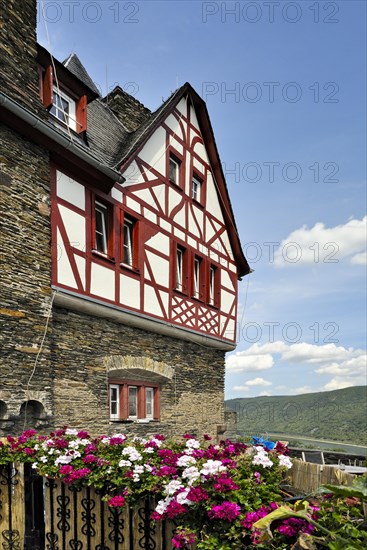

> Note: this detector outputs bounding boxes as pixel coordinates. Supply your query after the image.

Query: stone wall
[51,306,225,438]
[0,124,53,433]
[0,0,45,117]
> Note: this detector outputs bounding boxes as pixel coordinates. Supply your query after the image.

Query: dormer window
[40,63,88,134]
[50,87,76,131]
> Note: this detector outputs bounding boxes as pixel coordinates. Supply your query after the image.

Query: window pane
[109,385,119,419]
[146,388,154,417]
[209,266,215,305]
[169,157,178,184]
[95,202,108,254]
[176,248,183,290]
[129,386,137,417]
[194,257,201,298]
[123,219,134,265]
[192,176,201,202]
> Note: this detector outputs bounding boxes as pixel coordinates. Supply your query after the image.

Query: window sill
[173,288,188,297]
[109,418,159,423]
[169,180,184,192]
[192,198,204,209]
[120,263,140,275]
[92,250,115,263]
[191,296,205,304]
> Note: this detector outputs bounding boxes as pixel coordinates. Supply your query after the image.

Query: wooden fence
[287,459,356,494]
[0,463,177,550]
[1,460,359,549]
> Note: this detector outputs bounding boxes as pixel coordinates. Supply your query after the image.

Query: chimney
[0,0,44,116]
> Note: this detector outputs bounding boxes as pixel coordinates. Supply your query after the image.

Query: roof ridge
[103,85,151,114]
[92,96,140,134]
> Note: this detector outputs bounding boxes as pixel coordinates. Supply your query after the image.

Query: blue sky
[37,0,366,399]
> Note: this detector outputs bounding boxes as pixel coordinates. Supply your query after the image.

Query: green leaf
[322,478,367,501]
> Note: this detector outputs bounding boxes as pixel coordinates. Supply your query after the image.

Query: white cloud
[232,385,249,392]
[351,251,367,265]
[274,216,366,267]
[226,352,274,373]
[323,378,356,391]
[227,341,366,391]
[245,377,272,387]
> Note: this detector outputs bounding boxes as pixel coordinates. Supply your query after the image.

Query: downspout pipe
[0,91,125,184]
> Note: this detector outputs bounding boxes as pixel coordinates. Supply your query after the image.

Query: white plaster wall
[176,98,188,116]
[138,127,166,176]
[122,161,145,186]
[59,205,86,252]
[221,270,235,292]
[190,106,201,132]
[145,250,169,288]
[220,289,235,314]
[56,228,77,289]
[145,233,170,256]
[144,284,163,317]
[56,171,85,210]
[165,114,184,140]
[74,256,86,290]
[111,187,123,203]
[206,174,225,224]
[90,263,115,301]
[120,274,140,309]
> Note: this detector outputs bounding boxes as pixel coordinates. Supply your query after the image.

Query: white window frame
[95,201,108,254]
[169,156,180,185]
[193,257,201,299]
[145,387,154,419]
[123,218,134,266]
[192,175,201,202]
[50,87,77,131]
[128,386,138,419]
[209,265,216,305]
[176,247,184,291]
[109,384,120,420]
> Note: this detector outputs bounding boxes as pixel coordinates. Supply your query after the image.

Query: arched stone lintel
[104,355,174,382]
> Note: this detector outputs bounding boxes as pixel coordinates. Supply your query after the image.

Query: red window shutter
[76,94,87,133]
[42,65,53,108]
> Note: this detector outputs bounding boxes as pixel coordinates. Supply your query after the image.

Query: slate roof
[63,53,100,96]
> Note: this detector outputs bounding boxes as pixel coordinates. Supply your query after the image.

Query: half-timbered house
[0,0,250,438]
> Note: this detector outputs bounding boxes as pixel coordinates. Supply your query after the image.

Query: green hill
[225,386,367,445]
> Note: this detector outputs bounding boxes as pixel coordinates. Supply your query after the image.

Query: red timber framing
[50,86,248,346]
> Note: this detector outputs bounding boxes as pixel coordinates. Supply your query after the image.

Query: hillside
[225,386,367,445]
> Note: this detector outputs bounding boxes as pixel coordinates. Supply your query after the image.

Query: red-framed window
[121,213,139,270]
[192,255,205,301]
[208,264,220,308]
[40,65,87,133]
[92,197,114,258]
[109,380,160,421]
[168,149,183,190]
[174,244,188,294]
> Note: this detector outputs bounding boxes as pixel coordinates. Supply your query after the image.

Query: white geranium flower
[164,479,183,496]
[177,455,196,467]
[200,460,226,477]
